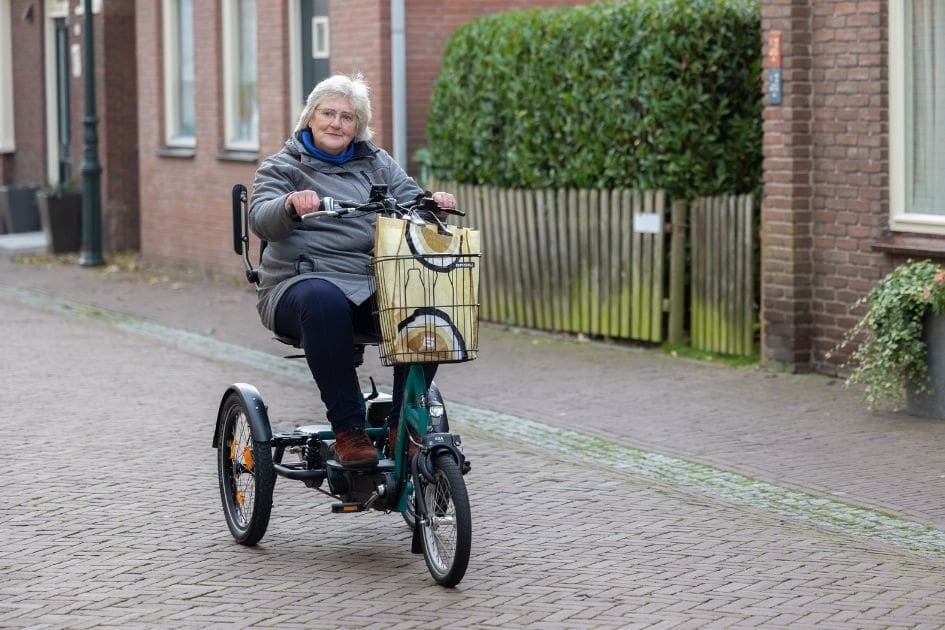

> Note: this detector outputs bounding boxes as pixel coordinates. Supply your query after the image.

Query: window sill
[216,148,259,163]
[156,146,196,159]
[872,233,945,259]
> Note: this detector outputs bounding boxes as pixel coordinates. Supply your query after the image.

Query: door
[299,0,329,102]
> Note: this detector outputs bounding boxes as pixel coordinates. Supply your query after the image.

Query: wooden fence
[429,179,756,354]
[432,179,665,341]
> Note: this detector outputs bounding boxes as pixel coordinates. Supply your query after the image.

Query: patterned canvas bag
[373,216,481,364]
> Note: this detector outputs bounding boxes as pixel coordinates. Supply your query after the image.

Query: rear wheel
[402,493,417,529]
[217,392,275,545]
[419,453,471,587]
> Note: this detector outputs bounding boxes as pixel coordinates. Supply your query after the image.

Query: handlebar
[297,186,465,230]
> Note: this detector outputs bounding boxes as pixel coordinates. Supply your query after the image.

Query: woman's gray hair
[294,73,373,142]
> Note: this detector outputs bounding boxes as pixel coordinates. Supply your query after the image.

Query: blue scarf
[300,129,355,164]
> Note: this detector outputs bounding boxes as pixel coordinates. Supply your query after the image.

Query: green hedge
[427,0,761,199]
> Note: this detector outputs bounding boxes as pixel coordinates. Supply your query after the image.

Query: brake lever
[404,210,428,227]
[412,209,455,236]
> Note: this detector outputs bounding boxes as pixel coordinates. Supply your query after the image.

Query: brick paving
[2,255,945,627]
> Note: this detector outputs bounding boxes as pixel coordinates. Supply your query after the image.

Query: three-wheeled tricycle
[212,184,479,587]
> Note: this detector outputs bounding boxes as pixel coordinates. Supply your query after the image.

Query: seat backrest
[232,183,260,284]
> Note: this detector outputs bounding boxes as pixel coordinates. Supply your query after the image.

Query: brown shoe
[333,427,379,468]
[389,424,420,460]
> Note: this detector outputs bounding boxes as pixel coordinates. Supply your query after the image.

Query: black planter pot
[37,191,82,254]
[906,312,945,420]
[0,185,40,233]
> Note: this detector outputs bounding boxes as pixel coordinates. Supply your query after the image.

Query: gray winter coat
[249,133,424,330]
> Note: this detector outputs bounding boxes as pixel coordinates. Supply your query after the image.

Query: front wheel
[419,454,471,587]
[217,391,275,545]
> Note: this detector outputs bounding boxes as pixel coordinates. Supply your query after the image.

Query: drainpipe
[390,0,407,167]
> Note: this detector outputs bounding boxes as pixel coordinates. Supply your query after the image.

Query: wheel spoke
[423,468,457,570]
[226,409,257,527]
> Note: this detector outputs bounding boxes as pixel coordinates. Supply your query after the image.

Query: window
[0,0,14,153]
[222,0,258,150]
[890,1,945,234]
[162,0,195,147]
[311,16,329,59]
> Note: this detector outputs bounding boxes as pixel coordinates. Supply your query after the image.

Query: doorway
[292,0,330,108]
[53,16,71,185]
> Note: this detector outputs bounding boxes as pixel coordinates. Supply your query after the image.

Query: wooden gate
[689,194,755,355]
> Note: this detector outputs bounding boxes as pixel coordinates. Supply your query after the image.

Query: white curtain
[178,0,195,138]
[237,0,258,144]
[910,0,945,214]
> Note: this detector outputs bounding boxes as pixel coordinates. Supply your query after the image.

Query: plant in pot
[37,180,82,254]
[832,259,945,414]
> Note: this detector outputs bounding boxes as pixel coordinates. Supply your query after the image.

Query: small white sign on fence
[633,212,661,234]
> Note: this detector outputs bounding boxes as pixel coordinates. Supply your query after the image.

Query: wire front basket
[372,253,481,366]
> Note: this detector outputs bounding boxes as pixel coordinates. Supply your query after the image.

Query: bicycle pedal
[331,502,365,513]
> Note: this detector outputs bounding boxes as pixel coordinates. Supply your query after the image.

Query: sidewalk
[2,250,944,536]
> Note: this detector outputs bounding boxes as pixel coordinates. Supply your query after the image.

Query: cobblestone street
[2,259,945,628]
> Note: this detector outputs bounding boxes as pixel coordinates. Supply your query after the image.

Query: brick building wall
[7,0,47,186]
[328,0,392,150]
[136,1,286,271]
[761,0,891,372]
[99,1,140,250]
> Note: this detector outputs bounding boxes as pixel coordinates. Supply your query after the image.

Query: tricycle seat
[273,332,380,348]
[273,331,380,367]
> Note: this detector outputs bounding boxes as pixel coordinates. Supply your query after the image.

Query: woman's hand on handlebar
[285,190,321,219]
[431,191,456,220]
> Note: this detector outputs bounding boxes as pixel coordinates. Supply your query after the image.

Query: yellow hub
[228,439,254,472]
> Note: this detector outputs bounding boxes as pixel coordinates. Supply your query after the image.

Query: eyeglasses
[315,108,356,126]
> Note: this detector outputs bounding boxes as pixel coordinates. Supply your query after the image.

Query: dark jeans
[274,278,437,432]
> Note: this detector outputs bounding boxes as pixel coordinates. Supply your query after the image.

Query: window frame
[889,1,945,235]
[162,0,196,148]
[221,0,258,151]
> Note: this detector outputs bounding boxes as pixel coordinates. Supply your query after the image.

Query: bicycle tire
[402,493,417,529]
[217,391,275,546]
[419,453,471,587]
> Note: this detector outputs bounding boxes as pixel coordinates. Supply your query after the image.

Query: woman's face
[308,94,357,155]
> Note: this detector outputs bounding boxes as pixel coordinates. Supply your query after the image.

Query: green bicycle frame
[393,363,430,512]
